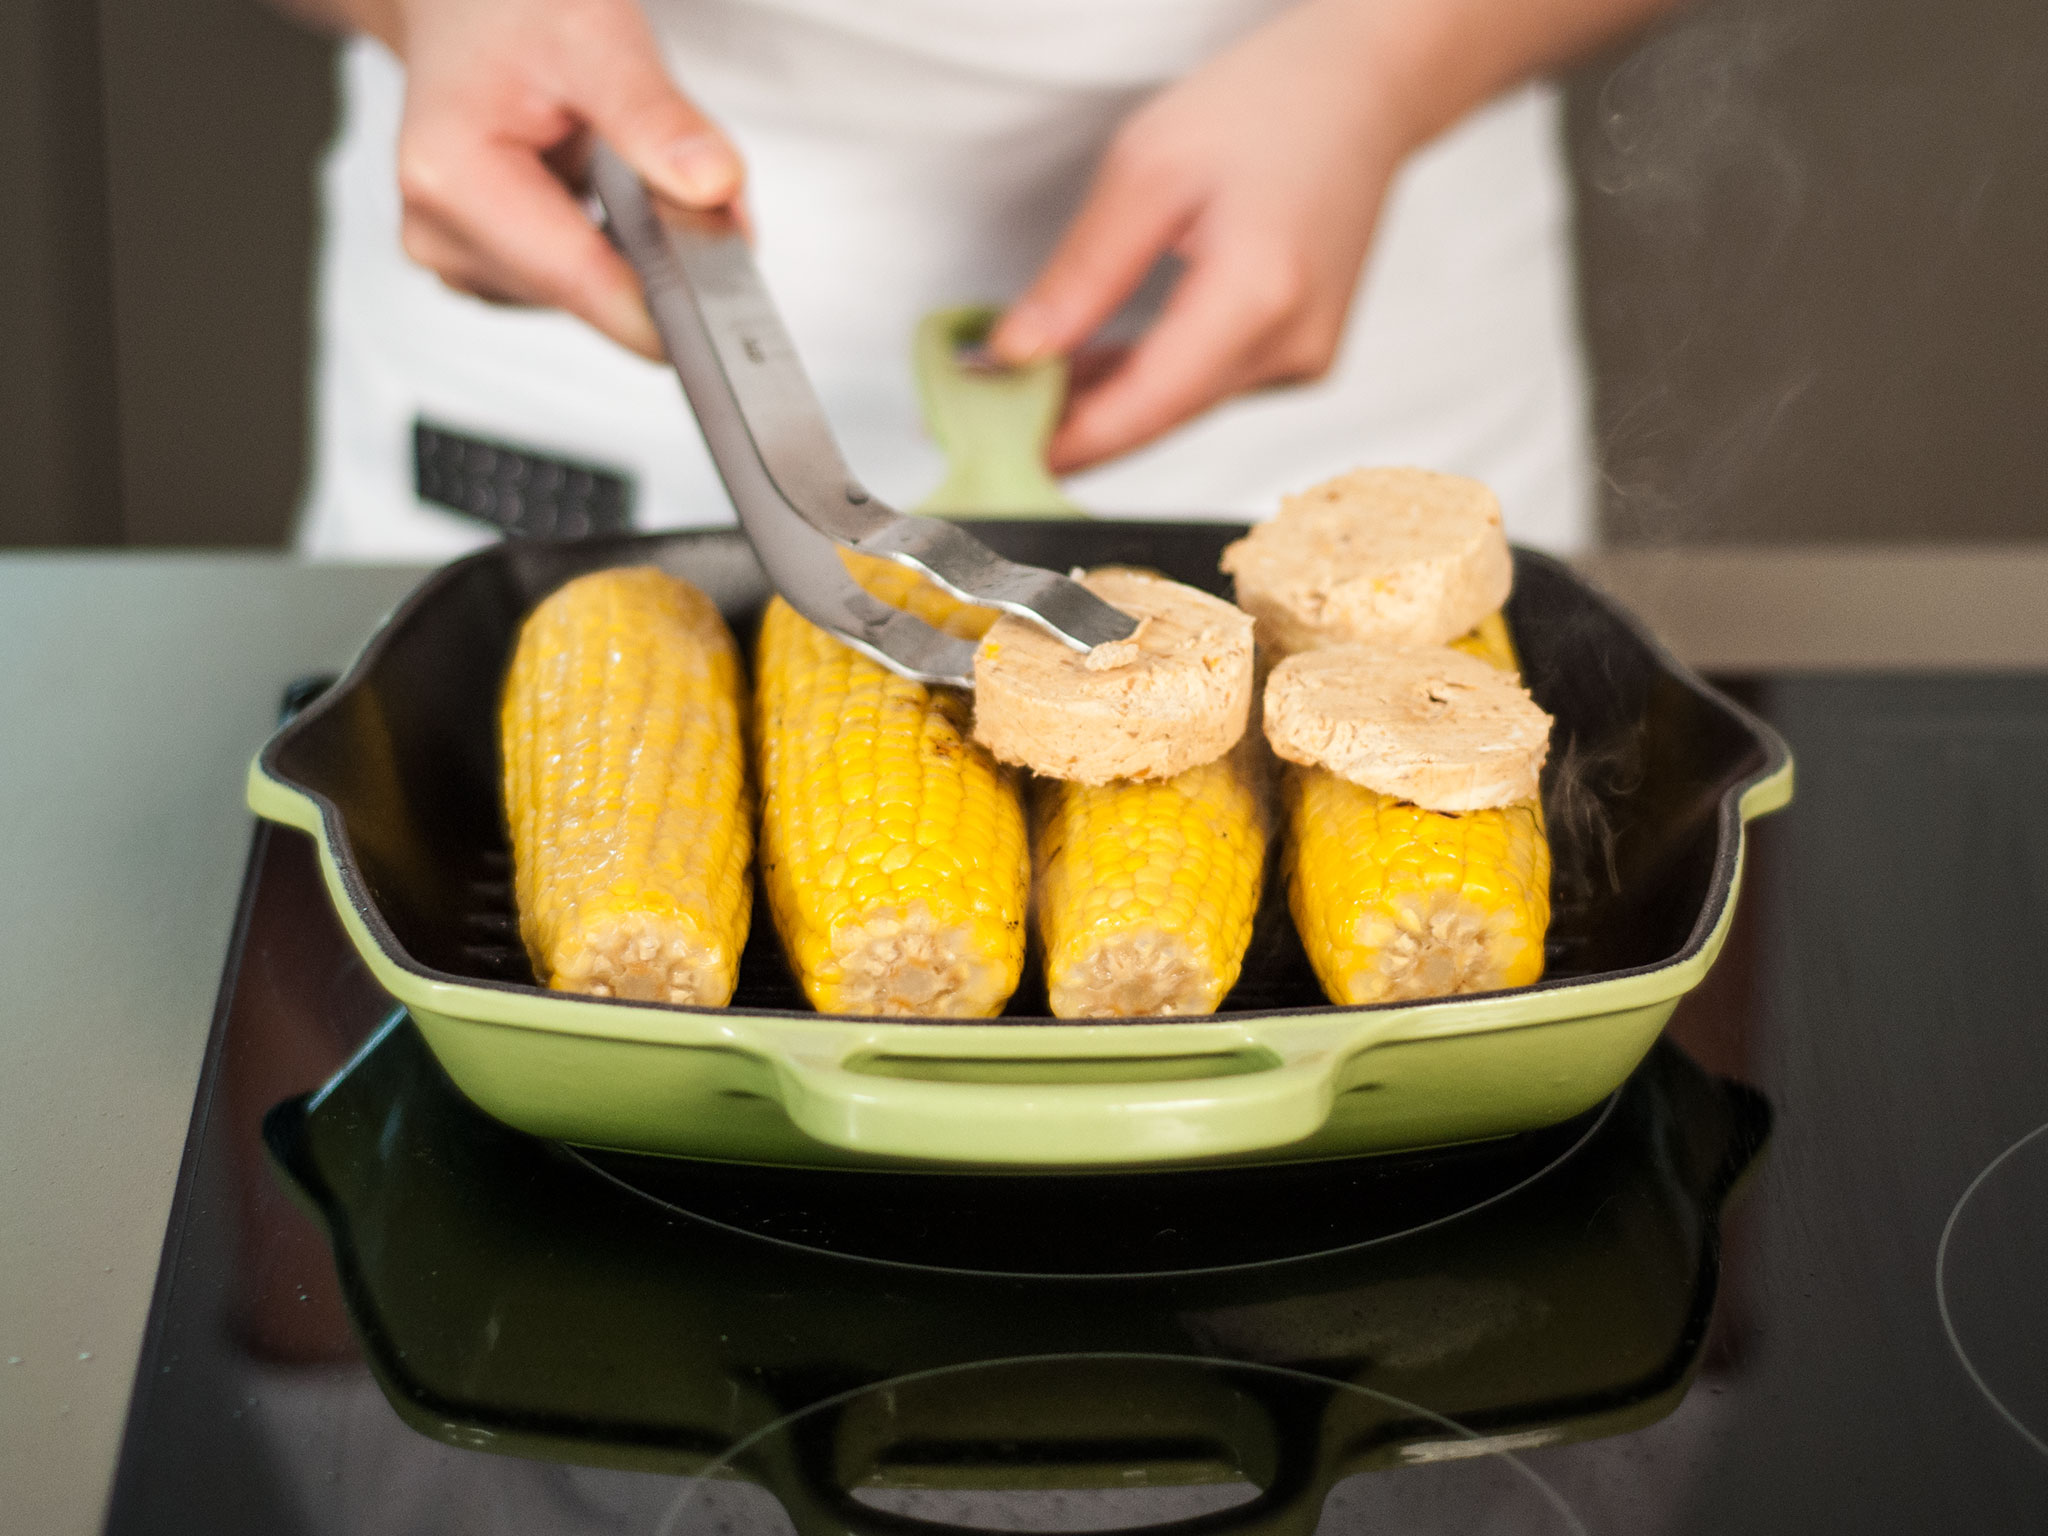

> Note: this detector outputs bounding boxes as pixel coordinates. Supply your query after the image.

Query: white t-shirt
[297,0,1592,558]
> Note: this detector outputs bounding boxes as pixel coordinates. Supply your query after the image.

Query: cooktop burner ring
[566,1092,1616,1281]
[653,1353,1591,1536]
[1936,1117,2048,1461]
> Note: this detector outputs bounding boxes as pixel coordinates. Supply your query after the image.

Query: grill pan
[247,521,1789,1169]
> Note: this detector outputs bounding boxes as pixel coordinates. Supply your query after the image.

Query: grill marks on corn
[754,596,1027,1017]
[1033,750,1269,1017]
[502,567,753,1006]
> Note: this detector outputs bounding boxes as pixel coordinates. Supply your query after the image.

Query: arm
[989,0,1683,473]
[262,0,743,357]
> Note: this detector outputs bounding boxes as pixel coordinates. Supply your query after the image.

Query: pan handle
[913,305,1083,519]
[762,1034,1349,1165]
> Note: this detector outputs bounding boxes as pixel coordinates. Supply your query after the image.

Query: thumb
[563,14,743,208]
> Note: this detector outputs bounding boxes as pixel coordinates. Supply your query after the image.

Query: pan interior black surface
[263,524,1777,1017]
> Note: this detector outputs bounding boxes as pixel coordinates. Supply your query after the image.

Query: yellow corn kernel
[1283,768,1548,1006]
[754,595,1027,1016]
[1451,609,1521,673]
[1032,743,1269,1017]
[1283,611,1548,1006]
[500,566,752,1006]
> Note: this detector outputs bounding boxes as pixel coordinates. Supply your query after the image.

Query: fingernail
[666,135,738,204]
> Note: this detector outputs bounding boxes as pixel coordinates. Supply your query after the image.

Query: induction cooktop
[102,675,2048,1534]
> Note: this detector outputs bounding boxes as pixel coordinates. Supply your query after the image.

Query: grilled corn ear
[1032,741,1269,1018]
[501,566,752,1005]
[1283,613,1549,1006]
[1283,769,1549,1006]
[754,595,1027,1016]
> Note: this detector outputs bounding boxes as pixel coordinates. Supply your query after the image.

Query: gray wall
[2,0,2044,547]
[1,0,332,547]
[2,1,124,544]
[1569,0,2048,544]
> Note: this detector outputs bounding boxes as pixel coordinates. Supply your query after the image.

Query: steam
[1545,719,1645,924]
[1531,602,1648,934]
[1583,3,1811,241]
[1574,0,1820,546]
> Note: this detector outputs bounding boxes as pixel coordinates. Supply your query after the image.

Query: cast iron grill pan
[264,523,1777,1021]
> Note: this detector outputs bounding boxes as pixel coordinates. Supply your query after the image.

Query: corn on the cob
[1031,740,1269,1018]
[1283,769,1548,1005]
[501,566,752,1006]
[1283,613,1549,1006]
[753,594,1027,1016]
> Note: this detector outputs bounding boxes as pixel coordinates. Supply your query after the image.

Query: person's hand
[373,0,744,357]
[988,0,1428,473]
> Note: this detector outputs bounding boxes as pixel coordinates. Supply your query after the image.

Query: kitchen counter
[0,556,425,1536]
[4,544,2046,1536]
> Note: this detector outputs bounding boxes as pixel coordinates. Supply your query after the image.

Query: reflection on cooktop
[247,1017,1760,1523]
[659,1357,1588,1536]
[570,1097,1608,1278]
[1938,1120,2048,1459]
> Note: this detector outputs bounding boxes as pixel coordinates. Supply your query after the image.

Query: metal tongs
[589,144,1137,688]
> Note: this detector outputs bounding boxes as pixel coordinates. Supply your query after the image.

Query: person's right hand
[368,0,744,357]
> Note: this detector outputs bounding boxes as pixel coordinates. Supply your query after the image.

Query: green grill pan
[246,518,1790,1169]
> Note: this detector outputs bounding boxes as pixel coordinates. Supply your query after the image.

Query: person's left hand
[987,0,1428,474]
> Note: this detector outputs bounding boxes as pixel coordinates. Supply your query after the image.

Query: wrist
[1297,0,1462,160]
[1303,0,1553,155]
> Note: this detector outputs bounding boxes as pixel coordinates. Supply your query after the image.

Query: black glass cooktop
[104,675,2048,1534]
